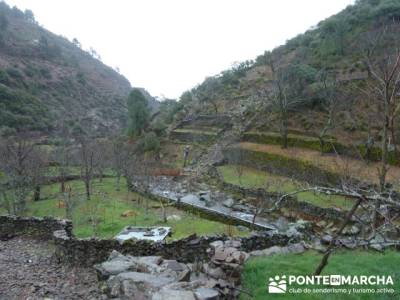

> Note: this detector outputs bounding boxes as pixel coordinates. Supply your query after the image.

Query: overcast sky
[6,0,354,99]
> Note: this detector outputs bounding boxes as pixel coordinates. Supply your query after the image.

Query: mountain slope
[0,2,132,134]
[177,0,400,147]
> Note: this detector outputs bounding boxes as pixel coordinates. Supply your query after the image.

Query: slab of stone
[209,240,224,250]
[222,198,235,208]
[115,272,176,289]
[250,243,305,257]
[195,287,219,300]
[152,289,196,300]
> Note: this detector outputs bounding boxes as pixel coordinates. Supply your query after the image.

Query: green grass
[173,128,218,135]
[20,178,248,239]
[241,250,400,300]
[218,165,354,210]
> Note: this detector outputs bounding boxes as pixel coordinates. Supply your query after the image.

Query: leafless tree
[76,134,97,201]
[263,52,305,148]
[111,136,126,191]
[363,24,400,192]
[360,24,400,230]
[52,122,72,193]
[316,70,340,154]
[0,133,45,214]
[94,139,111,183]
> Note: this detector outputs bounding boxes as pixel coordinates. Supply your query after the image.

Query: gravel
[0,236,104,300]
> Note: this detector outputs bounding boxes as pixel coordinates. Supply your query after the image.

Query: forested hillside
[0,2,132,135]
[177,0,400,148]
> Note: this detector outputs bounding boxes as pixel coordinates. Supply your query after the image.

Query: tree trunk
[115,173,121,191]
[60,180,65,193]
[85,179,91,201]
[314,196,363,275]
[33,185,41,201]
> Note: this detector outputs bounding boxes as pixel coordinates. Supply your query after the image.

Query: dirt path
[239,142,400,185]
[0,236,103,300]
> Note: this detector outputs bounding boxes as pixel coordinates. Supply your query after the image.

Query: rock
[285,226,302,238]
[287,243,305,254]
[95,253,137,279]
[224,240,241,248]
[316,220,327,228]
[236,225,248,232]
[121,279,146,299]
[121,210,137,217]
[139,256,163,266]
[250,243,304,257]
[222,198,235,208]
[203,264,226,280]
[250,245,287,257]
[164,260,185,272]
[113,272,176,289]
[152,289,196,300]
[209,240,224,250]
[342,225,360,235]
[321,235,333,245]
[194,287,219,300]
[167,215,181,221]
[177,269,191,282]
[213,249,227,261]
[231,250,249,264]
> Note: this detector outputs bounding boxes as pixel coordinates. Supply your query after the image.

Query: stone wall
[209,166,348,221]
[176,114,232,129]
[223,147,342,186]
[1,215,293,267]
[170,130,217,143]
[53,229,292,267]
[0,215,73,239]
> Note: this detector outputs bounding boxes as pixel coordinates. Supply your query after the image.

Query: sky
[6,0,354,99]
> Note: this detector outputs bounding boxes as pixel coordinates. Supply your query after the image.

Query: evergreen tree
[127,88,150,137]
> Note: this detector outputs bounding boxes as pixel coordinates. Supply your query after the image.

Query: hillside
[0,2,132,135]
[175,0,400,149]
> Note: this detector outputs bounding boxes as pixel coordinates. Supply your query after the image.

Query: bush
[137,132,160,153]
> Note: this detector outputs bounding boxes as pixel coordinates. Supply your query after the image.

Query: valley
[1,0,400,299]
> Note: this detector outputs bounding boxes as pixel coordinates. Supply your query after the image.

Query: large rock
[113,272,176,289]
[152,289,196,300]
[222,198,235,208]
[194,287,219,300]
[95,252,138,279]
[95,251,165,280]
[250,243,305,257]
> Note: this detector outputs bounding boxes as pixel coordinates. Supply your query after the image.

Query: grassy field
[239,142,400,186]
[218,165,354,210]
[241,250,400,300]
[173,128,218,135]
[17,178,248,239]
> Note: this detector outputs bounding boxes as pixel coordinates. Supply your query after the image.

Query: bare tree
[0,133,44,214]
[264,52,306,148]
[111,136,126,191]
[317,70,340,154]
[363,25,400,192]
[76,135,97,201]
[361,24,400,230]
[95,139,111,183]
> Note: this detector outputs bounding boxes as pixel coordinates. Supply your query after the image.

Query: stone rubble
[95,239,253,299]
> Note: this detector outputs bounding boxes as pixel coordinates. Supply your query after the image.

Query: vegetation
[0,2,131,133]
[218,165,353,210]
[127,88,150,137]
[10,177,248,239]
[241,250,400,300]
